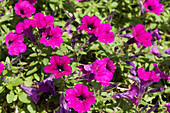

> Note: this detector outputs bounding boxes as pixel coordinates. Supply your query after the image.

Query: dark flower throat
[57,65,64,72]
[46,35,52,40]
[77,95,85,101]
[20,9,24,15]
[87,24,94,30]
[8,41,13,46]
[148,6,153,11]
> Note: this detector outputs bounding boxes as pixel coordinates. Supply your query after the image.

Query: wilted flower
[5,32,27,56]
[19,84,41,104]
[64,15,76,28]
[0,63,5,75]
[44,56,72,79]
[151,28,161,42]
[132,24,152,47]
[65,84,95,113]
[112,83,139,105]
[18,0,37,5]
[14,1,36,18]
[80,15,101,34]
[92,58,115,86]
[144,0,164,16]
[40,26,63,49]
[146,102,159,113]
[149,44,162,57]
[38,74,56,95]
[165,103,170,113]
[16,19,37,45]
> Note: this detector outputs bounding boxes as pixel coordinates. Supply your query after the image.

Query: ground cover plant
[0,0,170,112]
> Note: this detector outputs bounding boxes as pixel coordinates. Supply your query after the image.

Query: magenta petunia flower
[14,1,36,18]
[153,63,170,81]
[0,63,5,75]
[40,26,63,49]
[16,19,37,45]
[144,0,164,16]
[5,32,27,56]
[80,15,101,34]
[44,56,72,79]
[92,58,115,86]
[132,24,152,47]
[18,0,37,5]
[65,84,95,113]
[165,103,170,113]
[95,24,114,44]
[137,67,159,82]
[149,44,162,57]
[33,12,54,29]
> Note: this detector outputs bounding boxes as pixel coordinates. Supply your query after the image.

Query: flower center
[57,65,64,72]
[46,35,52,40]
[77,95,85,101]
[20,9,24,15]
[8,41,13,46]
[148,5,153,11]
[87,24,94,30]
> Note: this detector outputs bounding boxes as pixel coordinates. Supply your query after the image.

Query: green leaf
[9,77,23,86]
[19,92,31,103]
[6,91,15,103]
[27,103,36,113]
[26,67,38,75]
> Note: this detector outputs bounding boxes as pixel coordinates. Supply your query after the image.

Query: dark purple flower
[12,55,22,64]
[14,1,36,18]
[16,19,37,45]
[44,56,72,79]
[103,83,119,91]
[151,28,161,42]
[125,61,136,75]
[38,74,56,95]
[147,86,165,94]
[140,105,148,112]
[165,103,170,113]
[149,44,162,57]
[119,25,133,33]
[56,93,71,113]
[112,83,139,105]
[107,11,114,22]
[64,15,76,28]
[164,48,170,54]
[85,35,98,45]
[119,34,133,39]
[19,84,41,104]
[146,102,159,113]
[144,0,164,16]
[153,63,170,81]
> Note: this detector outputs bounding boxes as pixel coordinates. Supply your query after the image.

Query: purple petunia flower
[125,61,136,75]
[16,19,37,45]
[80,15,101,35]
[132,24,152,47]
[65,84,95,113]
[40,26,63,49]
[56,93,71,113]
[38,74,56,95]
[18,0,37,5]
[112,83,139,105]
[144,0,164,16]
[153,63,170,81]
[5,32,27,56]
[164,48,170,55]
[14,1,36,18]
[92,58,115,86]
[149,44,162,57]
[0,63,5,75]
[139,0,145,15]
[151,28,161,42]
[165,103,170,113]
[19,84,41,104]
[44,56,72,79]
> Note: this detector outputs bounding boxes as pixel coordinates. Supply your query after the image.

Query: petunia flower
[132,24,152,47]
[165,103,170,113]
[92,58,115,86]
[14,1,36,18]
[149,43,162,57]
[16,19,37,45]
[125,61,136,75]
[0,63,5,75]
[40,26,63,49]
[5,32,27,56]
[38,74,56,95]
[112,83,139,105]
[153,63,170,81]
[151,28,161,42]
[19,84,41,104]
[139,0,145,15]
[18,0,37,5]
[56,93,71,113]
[144,0,164,16]
[80,15,101,34]
[164,48,170,55]
[44,56,72,79]
[65,84,95,113]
